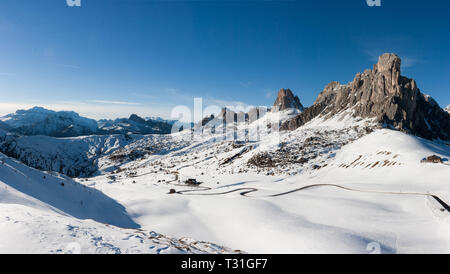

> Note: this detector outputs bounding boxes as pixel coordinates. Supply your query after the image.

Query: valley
[0,53,449,254]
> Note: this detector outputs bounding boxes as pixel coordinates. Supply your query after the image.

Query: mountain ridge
[0,107,174,137]
[281,53,450,141]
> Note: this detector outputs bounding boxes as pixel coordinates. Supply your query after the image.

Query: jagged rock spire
[282,53,450,140]
[272,88,304,112]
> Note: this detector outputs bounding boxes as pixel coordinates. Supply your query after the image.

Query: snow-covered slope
[116,111,375,178]
[0,109,300,177]
[0,207,241,254]
[0,130,144,177]
[71,119,449,254]
[1,104,449,253]
[0,152,138,227]
[0,152,240,254]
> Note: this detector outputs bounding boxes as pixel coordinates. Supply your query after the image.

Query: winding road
[167,176,450,213]
[129,169,450,213]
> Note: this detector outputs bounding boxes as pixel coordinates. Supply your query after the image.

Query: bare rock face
[281,102,329,131]
[272,89,304,112]
[445,105,450,114]
[282,53,450,140]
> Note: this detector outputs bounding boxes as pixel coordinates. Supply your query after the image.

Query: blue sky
[0,0,449,119]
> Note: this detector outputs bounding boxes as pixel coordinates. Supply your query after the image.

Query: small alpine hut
[421,155,443,164]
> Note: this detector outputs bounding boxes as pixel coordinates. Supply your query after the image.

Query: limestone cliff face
[282,53,450,140]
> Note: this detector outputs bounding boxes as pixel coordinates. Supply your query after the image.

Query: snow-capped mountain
[1,106,56,128]
[97,114,174,135]
[146,116,177,125]
[0,107,175,137]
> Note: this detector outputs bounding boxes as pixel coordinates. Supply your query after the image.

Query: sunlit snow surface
[1,111,449,253]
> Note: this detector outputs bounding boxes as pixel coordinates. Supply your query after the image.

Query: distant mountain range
[0,107,178,137]
[1,54,449,141]
[97,114,174,136]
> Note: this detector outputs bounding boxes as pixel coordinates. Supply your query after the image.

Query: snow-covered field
[1,112,449,253]
[0,153,241,254]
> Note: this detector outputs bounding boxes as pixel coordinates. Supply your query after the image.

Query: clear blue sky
[0,0,449,119]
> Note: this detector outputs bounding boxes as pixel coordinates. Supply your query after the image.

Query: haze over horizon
[1,0,449,119]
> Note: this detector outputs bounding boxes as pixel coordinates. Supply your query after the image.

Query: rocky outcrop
[282,53,450,140]
[445,105,450,114]
[281,102,328,131]
[272,88,304,112]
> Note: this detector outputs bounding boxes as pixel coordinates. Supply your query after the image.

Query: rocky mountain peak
[282,53,450,140]
[373,53,402,95]
[374,53,401,73]
[129,114,146,124]
[272,88,304,112]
